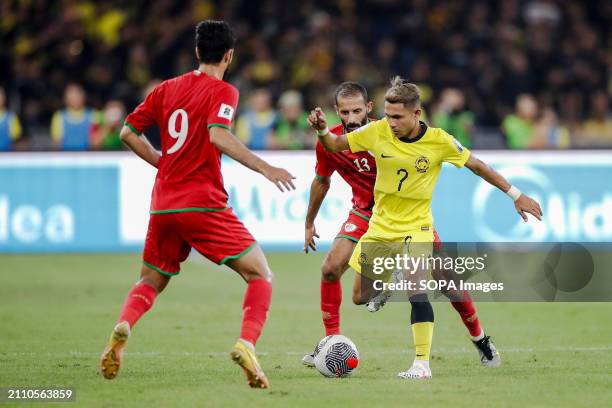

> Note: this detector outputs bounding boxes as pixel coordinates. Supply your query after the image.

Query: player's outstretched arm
[307,107,349,153]
[120,125,161,168]
[304,176,330,253]
[465,153,543,222]
[209,126,296,192]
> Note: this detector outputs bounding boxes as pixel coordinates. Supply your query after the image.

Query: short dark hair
[385,76,420,107]
[334,81,368,105]
[195,20,236,64]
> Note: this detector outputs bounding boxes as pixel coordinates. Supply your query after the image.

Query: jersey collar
[398,121,428,143]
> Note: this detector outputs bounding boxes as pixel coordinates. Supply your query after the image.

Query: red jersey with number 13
[315,123,376,219]
[125,70,238,212]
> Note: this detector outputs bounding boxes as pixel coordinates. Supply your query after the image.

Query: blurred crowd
[0,0,610,151]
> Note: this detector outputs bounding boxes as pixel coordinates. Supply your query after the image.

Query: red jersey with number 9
[125,70,238,212]
[315,123,376,219]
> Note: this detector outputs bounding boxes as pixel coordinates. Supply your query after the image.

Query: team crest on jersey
[218,103,235,120]
[415,156,430,173]
[344,223,357,232]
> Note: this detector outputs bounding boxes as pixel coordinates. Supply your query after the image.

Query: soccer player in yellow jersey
[308,76,542,379]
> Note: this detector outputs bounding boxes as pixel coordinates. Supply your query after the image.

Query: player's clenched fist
[263,165,296,192]
[307,107,328,131]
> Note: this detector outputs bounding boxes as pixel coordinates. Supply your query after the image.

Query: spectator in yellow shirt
[575,91,612,147]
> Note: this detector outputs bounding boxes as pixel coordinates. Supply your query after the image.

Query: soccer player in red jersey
[99,20,295,389]
[302,82,500,368]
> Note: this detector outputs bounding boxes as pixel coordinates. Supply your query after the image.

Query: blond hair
[384,76,421,107]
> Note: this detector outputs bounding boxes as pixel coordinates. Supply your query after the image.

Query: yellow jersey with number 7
[346,118,470,239]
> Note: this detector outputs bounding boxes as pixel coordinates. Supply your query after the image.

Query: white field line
[2,345,611,358]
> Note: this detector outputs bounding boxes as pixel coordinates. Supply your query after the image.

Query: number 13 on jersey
[354,158,371,172]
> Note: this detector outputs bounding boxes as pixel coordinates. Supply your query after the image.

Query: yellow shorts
[348,228,434,274]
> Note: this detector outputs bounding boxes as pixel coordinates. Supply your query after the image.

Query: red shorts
[335,210,370,243]
[336,209,443,251]
[143,209,256,276]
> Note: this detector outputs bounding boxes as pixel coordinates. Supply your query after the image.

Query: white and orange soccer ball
[313,335,360,378]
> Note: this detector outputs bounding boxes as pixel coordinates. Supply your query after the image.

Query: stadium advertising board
[0,154,119,251]
[433,152,612,242]
[0,151,610,252]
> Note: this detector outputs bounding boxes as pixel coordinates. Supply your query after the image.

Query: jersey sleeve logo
[218,103,235,121]
[453,138,464,152]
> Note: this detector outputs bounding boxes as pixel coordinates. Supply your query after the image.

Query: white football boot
[398,361,432,379]
[302,339,325,367]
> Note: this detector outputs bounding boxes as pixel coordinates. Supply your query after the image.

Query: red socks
[320,280,342,336]
[240,279,272,346]
[118,282,158,328]
[117,279,272,346]
[450,291,482,337]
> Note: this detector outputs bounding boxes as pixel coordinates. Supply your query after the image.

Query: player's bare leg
[101,265,170,379]
[226,245,272,389]
[351,270,379,306]
[303,237,354,367]
[350,252,394,312]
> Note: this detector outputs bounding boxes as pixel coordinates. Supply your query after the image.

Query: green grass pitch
[1,253,611,407]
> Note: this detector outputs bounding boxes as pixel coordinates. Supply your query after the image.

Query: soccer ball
[313,335,359,377]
